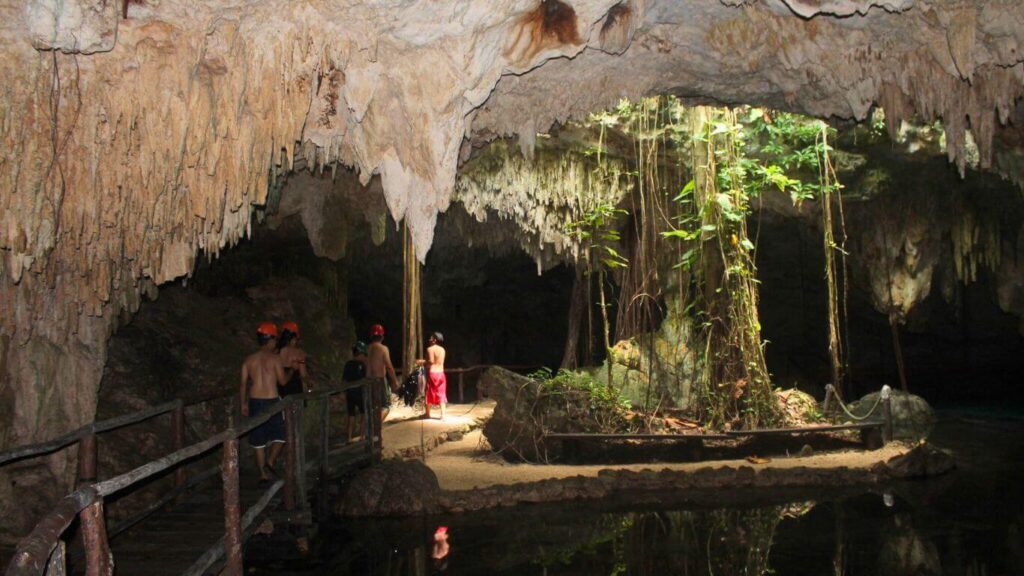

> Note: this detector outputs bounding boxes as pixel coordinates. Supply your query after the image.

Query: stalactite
[455,141,631,263]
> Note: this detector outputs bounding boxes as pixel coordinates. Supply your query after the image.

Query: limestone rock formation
[589,296,697,410]
[848,390,936,441]
[3,0,1024,540]
[479,367,557,462]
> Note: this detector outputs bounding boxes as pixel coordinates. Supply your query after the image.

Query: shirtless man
[423,332,447,420]
[277,321,309,396]
[366,324,397,436]
[240,322,288,483]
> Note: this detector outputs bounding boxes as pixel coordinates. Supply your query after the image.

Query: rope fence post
[458,371,464,404]
[221,437,243,576]
[80,499,113,576]
[881,385,893,444]
[823,384,834,415]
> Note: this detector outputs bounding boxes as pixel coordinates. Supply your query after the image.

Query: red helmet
[257,322,279,337]
[369,324,385,338]
[281,321,300,338]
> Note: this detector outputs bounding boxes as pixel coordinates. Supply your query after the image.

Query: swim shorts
[426,371,447,405]
[248,397,286,448]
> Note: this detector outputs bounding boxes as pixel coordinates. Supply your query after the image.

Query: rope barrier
[825,384,891,422]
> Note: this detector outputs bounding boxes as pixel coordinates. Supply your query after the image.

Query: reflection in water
[253,411,1024,576]
[432,526,449,574]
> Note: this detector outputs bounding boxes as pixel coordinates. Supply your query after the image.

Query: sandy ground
[379,400,911,491]
[424,429,910,491]
[381,400,496,458]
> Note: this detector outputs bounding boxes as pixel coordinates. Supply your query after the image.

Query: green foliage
[746,109,844,206]
[565,202,629,269]
[529,368,635,432]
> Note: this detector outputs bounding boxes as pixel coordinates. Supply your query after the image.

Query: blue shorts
[249,398,286,449]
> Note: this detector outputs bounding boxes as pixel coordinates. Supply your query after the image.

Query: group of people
[238,321,308,484]
[239,321,449,483]
[340,325,450,439]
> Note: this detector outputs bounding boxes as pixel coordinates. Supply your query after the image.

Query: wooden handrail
[5,380,379,576]
[6,488,99,576]
[0,400,183,467]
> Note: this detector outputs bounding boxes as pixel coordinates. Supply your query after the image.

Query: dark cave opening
[757,202,1024,409]
[345,211,576,375]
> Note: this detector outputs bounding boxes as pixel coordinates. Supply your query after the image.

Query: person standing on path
[277,321,309,396]
[240,322,288,483]
[366,324,398,437]
[423,332,447,420]
[342,341,368,441]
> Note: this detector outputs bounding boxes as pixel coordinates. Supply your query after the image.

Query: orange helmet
[281,321,300,338]
[369,324,385,338]
[257,322,279,337]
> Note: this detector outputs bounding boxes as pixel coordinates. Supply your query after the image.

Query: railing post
[881,385,894,445]
[284,402,298,512]
[77,434,97,486]
[363,381,374,461]
[46,539,67,576]
[81,498,113,576]
[222,438,243,576]
[172,403,186,494]
[319,395,330,518]
[294,399,308,512]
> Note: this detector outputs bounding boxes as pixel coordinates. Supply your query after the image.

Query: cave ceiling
[1,0,1024,441]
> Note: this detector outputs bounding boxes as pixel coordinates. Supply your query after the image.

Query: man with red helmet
[366,324,397,437]
[240,322,288,483]
[277,321,308,396]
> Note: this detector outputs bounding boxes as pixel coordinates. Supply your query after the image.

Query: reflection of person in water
[431,526,450,574]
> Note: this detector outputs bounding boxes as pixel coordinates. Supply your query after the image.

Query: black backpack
[400,367,424,407]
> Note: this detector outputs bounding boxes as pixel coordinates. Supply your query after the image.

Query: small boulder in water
[336,459,440,516]
[884,442,955,478]
[848,390,935,441]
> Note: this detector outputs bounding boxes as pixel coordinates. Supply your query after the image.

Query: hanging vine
[678,107,780,429]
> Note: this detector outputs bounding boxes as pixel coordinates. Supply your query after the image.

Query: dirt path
[425,428,911,491]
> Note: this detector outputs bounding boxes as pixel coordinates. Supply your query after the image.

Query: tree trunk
[560,265,586,370]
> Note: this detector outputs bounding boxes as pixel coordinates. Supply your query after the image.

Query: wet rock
[589,296,697,410]
[336,460,440,517]
[848,390,935,441]
[479,367,559,462]
[883,443,956,478]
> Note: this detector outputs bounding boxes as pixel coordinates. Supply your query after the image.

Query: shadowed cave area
[3,1,1024,575]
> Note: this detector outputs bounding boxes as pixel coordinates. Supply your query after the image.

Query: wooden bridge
[1,380,383,576]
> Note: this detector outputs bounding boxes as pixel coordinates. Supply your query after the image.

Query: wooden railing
[444,364,542,403]
[2,380,381,576]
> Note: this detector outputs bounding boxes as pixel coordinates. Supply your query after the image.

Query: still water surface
[255,408,1024,575]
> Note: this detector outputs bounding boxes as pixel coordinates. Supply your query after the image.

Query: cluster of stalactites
[454,141,631,266]
[951,209,1001,285]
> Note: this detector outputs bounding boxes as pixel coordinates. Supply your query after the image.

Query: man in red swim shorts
[423,332,447,420]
